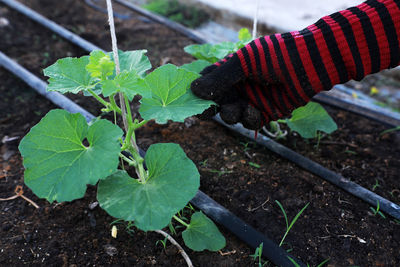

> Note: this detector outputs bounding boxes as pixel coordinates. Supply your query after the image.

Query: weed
[249,162,261,168]
[250,243,268,267]
[275,200,310,247]
[370,200,386,218]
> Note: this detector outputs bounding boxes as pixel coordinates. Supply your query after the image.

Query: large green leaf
[286,102,337,138]
[184,44,219,63]
[209,42,238,60]
[101,50,152,99]
[117,50,152,77]
[19,109,123,202]
[97,143,200,231]
[182,212,226,251]
[139,64,215,123]
[44,56,93,94]
[181,60,211,74]
[102,70,149,100]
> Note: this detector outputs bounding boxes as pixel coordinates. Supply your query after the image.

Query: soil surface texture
[1,1,399,266]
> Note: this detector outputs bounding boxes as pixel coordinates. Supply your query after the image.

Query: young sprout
[275,200,310,247]
[370,200,386,219]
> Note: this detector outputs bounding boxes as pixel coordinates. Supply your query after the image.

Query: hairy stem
[173,215,190,228]
[154,230,193,267]
[87,88,109,107]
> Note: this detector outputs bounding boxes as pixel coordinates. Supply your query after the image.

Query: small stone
[103,244,118,256]
[88,202,98,210]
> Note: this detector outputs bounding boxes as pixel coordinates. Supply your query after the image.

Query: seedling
[18,3,225,254]
[372,179,380,191]
[249,162,261,168]
[380,125,400,135]
[183,29,337,140]
[288,257,330,267]
[156,237,168,249]
[370,201,386,219]
[275,200,309,247]
[250,243,268,267]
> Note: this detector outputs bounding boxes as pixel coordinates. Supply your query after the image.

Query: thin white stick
[106,0,128,132]
[154,230,194,267]
[252,0,260,39]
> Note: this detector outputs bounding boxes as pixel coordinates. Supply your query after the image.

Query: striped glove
[191,0,400,129]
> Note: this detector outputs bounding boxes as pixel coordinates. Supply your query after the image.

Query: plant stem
[119,153,137,167]
[173,215,190,228]
[154,230,193,267]
[106,0,146,182]
[87,88,109,107]
[108,93,122,114]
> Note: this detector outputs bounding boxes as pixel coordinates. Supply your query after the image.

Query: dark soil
[1,0,399,266]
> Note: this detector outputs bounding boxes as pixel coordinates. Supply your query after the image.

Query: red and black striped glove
[191,0,400,129]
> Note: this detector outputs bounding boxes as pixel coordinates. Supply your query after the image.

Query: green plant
[250,243,269,267]
[183,29,337,140]
[370,200,386,218]
[143,0,209,28]
[288,257,330,267]
[380,125,400,135]
[372,179,380,191]
[18,49,225,252]
[275,200,309,247]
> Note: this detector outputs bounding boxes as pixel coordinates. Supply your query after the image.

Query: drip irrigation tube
[0,51,95,122]
[214,115,400,220]
[84,0,132,20]
[113,0,207,44]
[0,0,101,52]
[0,51,305,267]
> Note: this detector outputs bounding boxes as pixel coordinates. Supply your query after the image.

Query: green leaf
[97,143,200,231]
[181,60,211,74]
[238,28,252,42]
[44,56,93,94]
[117,50,152,77]
[286,102,337,138]
[19,109,123,202]
[209,42,238,59]
[182,212,226,251]
[184,44,219,63]
[102,70,148,100]
[139,64,215,123]
[86,50,115,80]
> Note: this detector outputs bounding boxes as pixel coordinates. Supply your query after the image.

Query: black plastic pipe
[0,0,101,52]
[0,51,305,267]
[113,0,207,44]
[214,115,400,220]
[0,51,95,122]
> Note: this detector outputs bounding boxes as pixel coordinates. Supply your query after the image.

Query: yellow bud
[111,225,118,238]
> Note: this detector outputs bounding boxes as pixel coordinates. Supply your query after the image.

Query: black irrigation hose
[214,116,400,220]
[113,0,207,44]
[0,51,305,267]
[0,0,101,52]
[315,85,400,127]
[84,0,132,20]
[0,51,95,123]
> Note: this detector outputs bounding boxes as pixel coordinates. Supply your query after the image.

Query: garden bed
[1,0,399,266]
